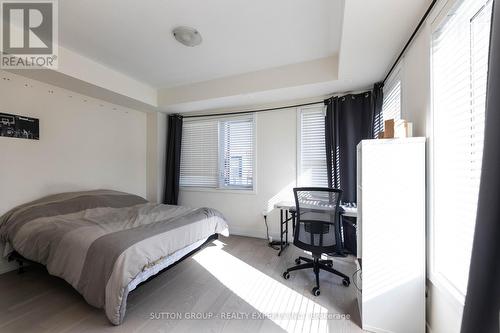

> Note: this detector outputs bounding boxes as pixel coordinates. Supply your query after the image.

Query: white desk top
[274,201,358,218]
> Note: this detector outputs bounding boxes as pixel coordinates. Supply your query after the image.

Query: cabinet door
[356,144,363,258]
[361,140,426,333]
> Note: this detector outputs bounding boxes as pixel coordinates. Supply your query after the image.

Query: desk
[273,201,357,256]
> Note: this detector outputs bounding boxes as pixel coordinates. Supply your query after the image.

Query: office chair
[283,187,350,296]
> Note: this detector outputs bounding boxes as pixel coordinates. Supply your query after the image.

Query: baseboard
[228,225,291,247]
[364,325,394,333]
[228,225,268,240]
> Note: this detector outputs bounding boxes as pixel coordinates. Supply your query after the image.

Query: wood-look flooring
[0,236,364,333]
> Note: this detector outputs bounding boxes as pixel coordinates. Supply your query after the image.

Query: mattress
[0,190,229,325]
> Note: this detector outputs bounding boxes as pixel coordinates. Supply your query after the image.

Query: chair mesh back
[293,188,342,254]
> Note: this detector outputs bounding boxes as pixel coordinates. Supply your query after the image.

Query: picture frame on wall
[0,112,39,140]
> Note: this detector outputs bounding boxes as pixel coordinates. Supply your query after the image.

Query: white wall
[146,111,167,203]
[397,1,466,331]
[0,71,148,273]
[400,24,431,138]
[179,108,298,240]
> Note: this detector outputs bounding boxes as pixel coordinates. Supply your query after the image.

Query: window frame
[180,113,257,194]
[296,104,329,188]
[428,0,492,305]
[218,114,256,191]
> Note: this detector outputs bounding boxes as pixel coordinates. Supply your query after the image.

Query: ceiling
[59,0,343,88]
[7,0,432,112]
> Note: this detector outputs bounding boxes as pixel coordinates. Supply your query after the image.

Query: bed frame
[135,233,218,288]
[7,233,219,276]
[7,251,34,274]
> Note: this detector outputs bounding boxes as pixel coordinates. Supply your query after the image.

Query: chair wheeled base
[283,255,350,296]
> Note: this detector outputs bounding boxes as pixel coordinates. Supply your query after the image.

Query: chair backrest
[293,187,342,255]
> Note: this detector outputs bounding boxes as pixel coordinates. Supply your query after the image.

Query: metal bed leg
[17,260,24,274]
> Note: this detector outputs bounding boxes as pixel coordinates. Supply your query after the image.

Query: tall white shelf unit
[356,138,426,333]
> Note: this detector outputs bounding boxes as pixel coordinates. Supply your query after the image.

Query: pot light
[172,26,202,47]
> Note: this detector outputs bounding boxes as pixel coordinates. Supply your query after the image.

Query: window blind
[382,78,402,127]
[180,115,255,189]
[180,119,219,188]
[220,117,254,188]
[431,0,491,297]
[298,107,328,187]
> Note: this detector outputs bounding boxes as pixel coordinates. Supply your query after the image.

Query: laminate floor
[0,235,364,333]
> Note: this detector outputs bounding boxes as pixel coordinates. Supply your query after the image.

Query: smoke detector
[172,26,202,47]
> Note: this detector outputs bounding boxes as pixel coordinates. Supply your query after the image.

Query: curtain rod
[383,0,437,84]
[181,101,323,118]
[181,89,372,118]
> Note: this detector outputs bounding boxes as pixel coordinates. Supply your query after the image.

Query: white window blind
[180,119,219,188]
[431,0,491,298]
[180,115,255,190]
[298,106,328,187]
[220,117,254,189]
[382,77,402,127]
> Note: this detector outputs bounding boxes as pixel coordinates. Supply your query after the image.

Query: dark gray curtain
[461,1,500,332]
[163,114,183,205]
[325,92,373,203]
[325,97,339,189]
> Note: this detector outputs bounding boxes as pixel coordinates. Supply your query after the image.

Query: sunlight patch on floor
[193,240,330,333]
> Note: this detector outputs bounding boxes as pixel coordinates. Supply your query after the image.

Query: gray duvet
[0,190,229,325]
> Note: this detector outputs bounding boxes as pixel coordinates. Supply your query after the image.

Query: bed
[0,190,229,325]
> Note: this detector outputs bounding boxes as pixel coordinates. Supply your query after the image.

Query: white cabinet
[356,138,426,333]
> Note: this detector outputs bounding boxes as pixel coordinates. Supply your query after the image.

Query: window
[298,106,328,187]
[382,74,402,128]
[180,115,255,190]
[219,117,254,189]
[431,0,491,299]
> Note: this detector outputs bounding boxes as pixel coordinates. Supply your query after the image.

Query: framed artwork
[0,112,39,140]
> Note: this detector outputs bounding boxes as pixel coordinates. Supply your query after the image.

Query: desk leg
[285,210,289,245]
[334,214,346,257]
[280,209,283,255]
[277,209,289,256]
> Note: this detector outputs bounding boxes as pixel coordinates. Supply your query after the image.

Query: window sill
[180,187,257,195]
[428,271,466,307]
